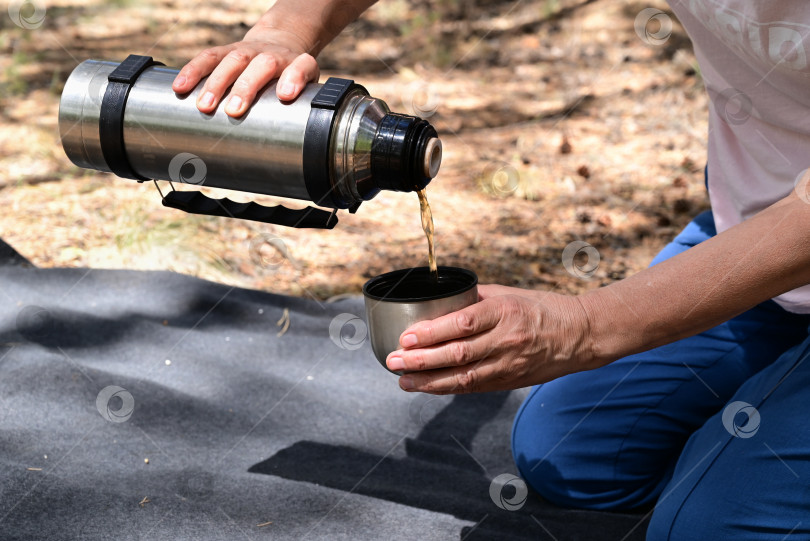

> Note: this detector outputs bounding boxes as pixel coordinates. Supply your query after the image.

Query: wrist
[577,285,649,366]
[533,293,603,376]
[569,295,601,369]
[580,280,656,365]
[247,6,325,56]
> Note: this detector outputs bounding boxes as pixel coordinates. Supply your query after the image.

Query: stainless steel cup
[363,266,478,374]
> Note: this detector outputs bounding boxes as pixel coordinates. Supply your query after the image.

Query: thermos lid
[371,113,441,193]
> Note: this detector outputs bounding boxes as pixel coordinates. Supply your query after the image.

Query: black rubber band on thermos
[302,77,362,209]
[99,54,163,180]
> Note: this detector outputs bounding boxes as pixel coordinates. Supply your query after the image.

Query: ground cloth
[0,240,648,540]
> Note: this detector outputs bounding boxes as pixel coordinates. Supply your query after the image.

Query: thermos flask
[58,55,443,229]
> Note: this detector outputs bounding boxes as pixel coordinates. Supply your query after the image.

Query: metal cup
[363,266,478,374]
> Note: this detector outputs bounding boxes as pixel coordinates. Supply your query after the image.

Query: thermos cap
[371,113,441,192]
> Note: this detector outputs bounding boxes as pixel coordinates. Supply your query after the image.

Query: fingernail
[401,334,418,348]
[278,82,295,97]
[226,95,242,114]
[199,91,215,108]
[174,75,187,88]
[399,376,415,391]
[387,356,405,372]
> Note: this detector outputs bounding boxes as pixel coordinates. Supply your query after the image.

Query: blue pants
[512,211,810,539]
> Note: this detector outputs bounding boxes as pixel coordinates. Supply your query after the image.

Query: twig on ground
[276,308,290,337]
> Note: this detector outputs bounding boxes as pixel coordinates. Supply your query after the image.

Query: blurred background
[0,0,709,299]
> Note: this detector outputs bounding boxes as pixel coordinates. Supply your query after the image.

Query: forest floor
[0,0,710,299]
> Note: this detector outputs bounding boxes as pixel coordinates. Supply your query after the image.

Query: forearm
[248,0,378,56]
[580,190,810,366]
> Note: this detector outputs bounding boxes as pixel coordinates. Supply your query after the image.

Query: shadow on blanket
[251,392,650,540]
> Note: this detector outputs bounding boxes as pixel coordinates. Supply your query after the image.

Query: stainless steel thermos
[59,55,443,229]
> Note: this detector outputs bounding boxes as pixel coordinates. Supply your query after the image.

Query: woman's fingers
[174,48,319,116]
[276,53,320,100]
[398,356,522,394]
[387,328,499,373]
[224,53,280,117]
[197,49,256,114]
[396,297,503,351]
[399,363,489,394]
[172,46,230,95]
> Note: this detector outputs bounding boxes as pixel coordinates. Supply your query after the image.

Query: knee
[512,384,666,511]
[511,391,619,510]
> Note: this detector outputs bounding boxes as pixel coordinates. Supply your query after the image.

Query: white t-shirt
[666,1,810,313]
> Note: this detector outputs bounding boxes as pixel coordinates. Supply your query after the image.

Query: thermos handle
[161,191,340,229]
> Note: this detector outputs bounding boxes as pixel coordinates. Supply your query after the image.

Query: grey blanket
[0,240,648,540]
